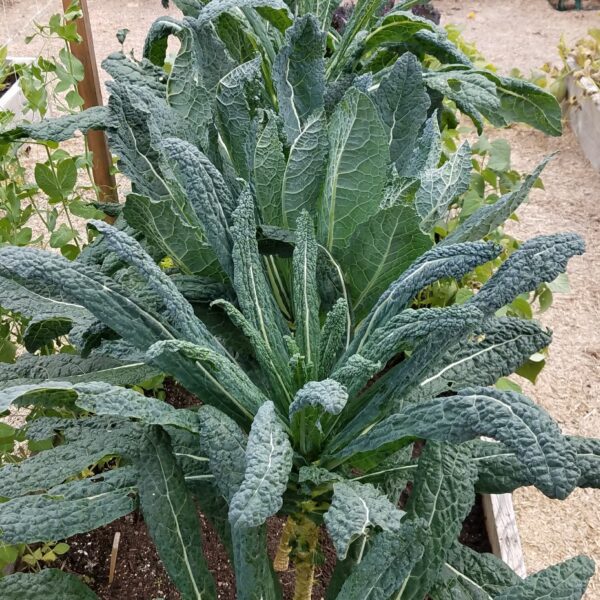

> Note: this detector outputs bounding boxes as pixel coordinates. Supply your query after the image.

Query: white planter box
[566,55,600,172]
[0,57,37,122]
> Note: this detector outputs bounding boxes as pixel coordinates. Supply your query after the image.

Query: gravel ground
[2,0,600,595]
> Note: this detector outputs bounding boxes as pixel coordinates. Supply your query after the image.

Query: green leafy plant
[530,29,600,105]
[0,3,107,361]
[0,186,596,599]
[0,1,597,598]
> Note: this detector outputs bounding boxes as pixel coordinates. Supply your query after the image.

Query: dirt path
[2,0,600,595]
[437,0,600,596]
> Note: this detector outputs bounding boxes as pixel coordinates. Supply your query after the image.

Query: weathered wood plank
[482,493,527,578]
[566,55,600,173]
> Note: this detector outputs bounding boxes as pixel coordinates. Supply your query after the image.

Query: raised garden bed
[5,380,527,597]
[548,0,600,9]
[565,55,600,172]
[18,493,501,599]
[0,58,35,122]
[482,493,526,578]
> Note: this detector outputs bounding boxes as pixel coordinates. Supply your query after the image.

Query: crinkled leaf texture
[430,542,521,599]
[273,15,325,144]
[334,519,428,600]
[229,402,293,529]
[443,155,553,245]
[471,233,585,315]
[198,406,281,600]
[0,351,158,389]
[399,443,477,600]
[415,142,472,232]
[336,386,578,499]
[0,417,140,498]
[374,53,430,173]
[0,106,108,143]
[137,426,217,599]
[349,241,502,356]
[496,556,595,600]
[320,87,389,253]
[0,467,137,544]
[324,480,404,559]
[0,569,100,599]
[289,379,348,429]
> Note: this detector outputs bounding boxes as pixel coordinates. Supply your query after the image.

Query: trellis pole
[62,0,118,202]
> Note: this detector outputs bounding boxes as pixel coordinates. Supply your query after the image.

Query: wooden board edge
[482,493,527,578]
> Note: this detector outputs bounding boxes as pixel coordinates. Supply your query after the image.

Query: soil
[49,512,182,600]
[47,491,490,600]
[459,496,492,555]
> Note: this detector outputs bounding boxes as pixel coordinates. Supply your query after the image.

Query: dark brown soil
[54,512,338,600]
[50,509,235,599]
[459,495,492,554]
[47,492,489,599]
[161,378,201,409]
[24,385,491,598]
[52,512,180,600]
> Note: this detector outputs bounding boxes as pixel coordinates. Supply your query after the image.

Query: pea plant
[0,5,107,357]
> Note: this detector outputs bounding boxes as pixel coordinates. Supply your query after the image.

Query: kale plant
[0,1,597,598]
[0,193,596,600]
[154,0,562,136]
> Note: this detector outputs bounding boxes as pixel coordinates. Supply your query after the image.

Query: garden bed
[27,495,494,600]
[0,57,35,121]
[565,55,600,172]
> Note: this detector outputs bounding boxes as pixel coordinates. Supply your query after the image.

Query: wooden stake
[62,0,118,202]
[108,531,121,584]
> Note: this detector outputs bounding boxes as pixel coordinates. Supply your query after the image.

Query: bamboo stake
[62,0,117,202]
[108,531,121,584]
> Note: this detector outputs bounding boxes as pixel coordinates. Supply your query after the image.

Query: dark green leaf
[136,426,217,599]
[0,569,99,599]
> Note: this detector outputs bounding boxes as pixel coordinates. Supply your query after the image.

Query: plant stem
[263,256,293,321]
[292,516,319,600]
[242,8,277,65]
[294,560,315,600]
[274,516,294,572]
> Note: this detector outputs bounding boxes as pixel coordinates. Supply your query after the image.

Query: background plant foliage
[0,0,597,598]
[528,28,600,104]
[0,1,110,574]
[0,3,106,362]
